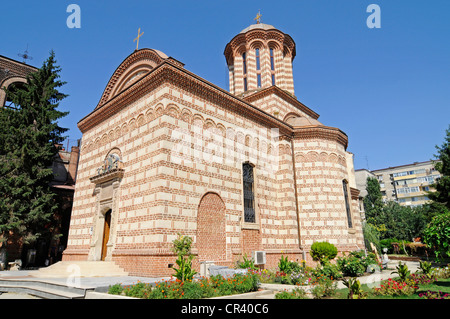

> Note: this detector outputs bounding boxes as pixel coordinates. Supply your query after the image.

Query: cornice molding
[224,27,296,65]
[293,125,348,149]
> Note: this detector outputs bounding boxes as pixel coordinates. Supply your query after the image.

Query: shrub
[423,212,450,260]
[372,278,417,296]
[310,241,338,264]
[236,254,258,270]
[419,290,450,299]
[275,287,309,299]
[312,260,342,280]
[337,255,366,277]
[434,264,450,279]
[278,255,302,274]
[172,234,197,281]
[391,261,410,282]
[108,283,124,295]
[310,276,337,299]
[337,250,378,277]
[342,277,367,299]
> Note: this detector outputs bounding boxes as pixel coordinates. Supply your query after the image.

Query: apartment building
[356,161,441,208]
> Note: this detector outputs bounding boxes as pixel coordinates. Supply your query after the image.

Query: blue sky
[1,0,449,171]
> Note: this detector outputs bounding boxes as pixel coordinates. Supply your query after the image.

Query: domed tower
[224,21,296,97]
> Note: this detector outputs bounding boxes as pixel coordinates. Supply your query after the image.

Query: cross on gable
[134,28,144,51]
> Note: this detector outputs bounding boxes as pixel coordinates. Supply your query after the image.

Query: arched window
[342,180,353,228]
[243,163,255,223]
[255,49,260,70]
[255,48,262,88]
[270,48,276,86]
[270,48,275,71]
[242,52,247,74]
[242,52,248,91]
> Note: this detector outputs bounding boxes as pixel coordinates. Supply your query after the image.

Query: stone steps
[0,277,93,299]
[31,261,128,278]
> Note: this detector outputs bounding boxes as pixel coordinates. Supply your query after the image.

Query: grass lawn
[334,277,450,299]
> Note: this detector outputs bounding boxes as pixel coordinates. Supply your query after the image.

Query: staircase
[32,261,128,278]
[0,277,94,299]
[0,261,129,299]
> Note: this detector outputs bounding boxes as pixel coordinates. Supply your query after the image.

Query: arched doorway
[101,210,112,261]
[196,193,226,263]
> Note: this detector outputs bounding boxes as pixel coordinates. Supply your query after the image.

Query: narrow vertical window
[244,77,248,91]
[255,49,260,70]
[270,48,275,71]
[342,180,353,228]
[243,163,255,223]
[257,74,262,88]
[271,74,276,86]
[242,52,247,74]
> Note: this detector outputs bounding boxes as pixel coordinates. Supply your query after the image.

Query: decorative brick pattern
[63,25,365,276]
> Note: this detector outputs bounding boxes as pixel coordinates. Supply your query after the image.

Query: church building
[63,21,364,277]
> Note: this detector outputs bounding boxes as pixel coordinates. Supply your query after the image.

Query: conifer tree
[363,176,384,221]
[428,125,450,209]
[0,51,68,248]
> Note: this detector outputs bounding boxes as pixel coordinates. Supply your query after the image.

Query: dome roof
[286,116,324,127]
[240,23,276,34]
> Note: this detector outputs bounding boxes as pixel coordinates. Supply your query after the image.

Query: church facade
[63,22,364,277]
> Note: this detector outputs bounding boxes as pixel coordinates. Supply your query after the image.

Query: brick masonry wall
[64,68,363,277]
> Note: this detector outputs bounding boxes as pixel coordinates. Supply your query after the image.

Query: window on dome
[270,48,275,71]
[255,49,260,70]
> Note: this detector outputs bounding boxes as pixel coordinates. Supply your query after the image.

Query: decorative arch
[180,108,193,124]
[0,77,28,107]
[196,192,227,263]
[166,103,181,119]
[283,112,302,123]
[96,49,169,108]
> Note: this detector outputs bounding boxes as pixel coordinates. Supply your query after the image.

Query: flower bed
[108,273,260,299]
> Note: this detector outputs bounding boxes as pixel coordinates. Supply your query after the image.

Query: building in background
[0,54,37,107]
[355,160,441,208]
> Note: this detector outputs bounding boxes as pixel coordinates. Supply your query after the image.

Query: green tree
[0,51,68,248]
[380,202,427,241]
[423,212,450,260]
[363,176,384,222]
[428,125,450,210]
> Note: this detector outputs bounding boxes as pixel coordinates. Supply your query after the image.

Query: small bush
[278,255,302,274]
[275,287,309,299]
[372,278,417,297]
[337,250,378,277]
[312,260,342,280]
[108,283,124,295]
[310,276,337,299]
[310,241,338,264]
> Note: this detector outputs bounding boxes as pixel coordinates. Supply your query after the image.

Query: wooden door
[101,210,112,261]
